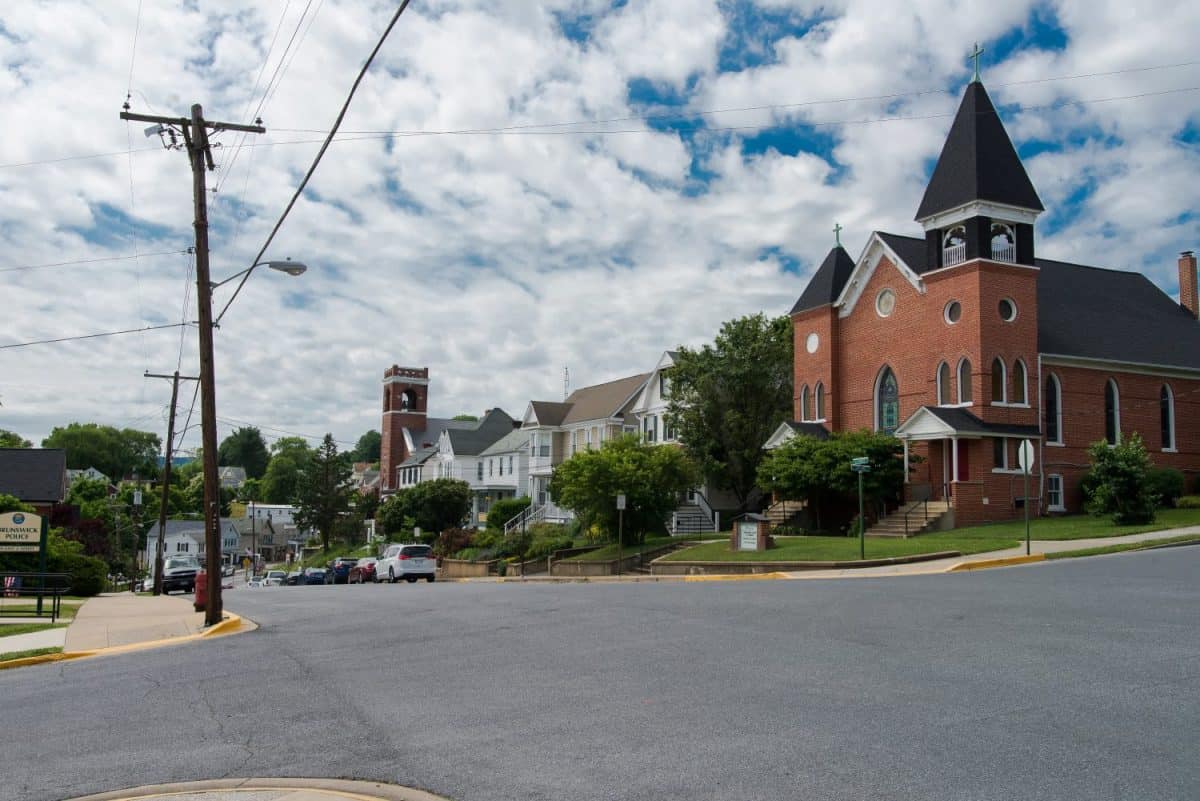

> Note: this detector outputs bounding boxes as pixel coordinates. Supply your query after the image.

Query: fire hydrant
[194,568,207,613]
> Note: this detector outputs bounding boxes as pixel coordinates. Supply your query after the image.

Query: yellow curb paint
[0,649,96,670]
[200,613,243,638]
[683,572,790,582]
[947,554,1046,572]
[93,789,402,801]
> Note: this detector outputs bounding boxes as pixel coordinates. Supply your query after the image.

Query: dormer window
[943,226,967,267]
[990,223,1015,262]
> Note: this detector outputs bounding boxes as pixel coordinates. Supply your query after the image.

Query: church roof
[444,408,517,456]
[915,81,1043,221]
[1037,256,1200,371]
[790,246,855,315]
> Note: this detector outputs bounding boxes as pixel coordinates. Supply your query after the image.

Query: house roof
[915,81,1043,222]
[0,448,67,503]
[444,408,516,456]
[406,417,475,451]
[479,428,530,457]
[791,246,856,315]
[562,373,649,424]
[909,406,1040,438]
[399,447,437,468]
[527,401,573,427]
[877,232,932,275]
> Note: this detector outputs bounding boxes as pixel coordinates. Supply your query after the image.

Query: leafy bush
[771,524,805,537]
[486,497,531,532]
[1084,433,1157,524]
[1146,467,1185,508]
[1176,495,1200,509]
[434,527,475,558]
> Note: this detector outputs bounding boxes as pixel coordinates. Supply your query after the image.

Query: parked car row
[246,545,437,588]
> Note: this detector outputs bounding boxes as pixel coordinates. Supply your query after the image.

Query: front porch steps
[765,499,806,529]
[866,500,952,538]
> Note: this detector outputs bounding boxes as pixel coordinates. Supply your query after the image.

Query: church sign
[0,511,43,553]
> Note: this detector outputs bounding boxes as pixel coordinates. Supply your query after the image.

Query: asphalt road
[4,548,1199,801]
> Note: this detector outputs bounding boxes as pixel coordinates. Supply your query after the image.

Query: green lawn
[0,602,79,620]
[564,537,679,562]
[0,622,68,639]
[0,646,62,663]
[948,508,1200,541]
[662,531,1019,563]
[1046,535,1200,560]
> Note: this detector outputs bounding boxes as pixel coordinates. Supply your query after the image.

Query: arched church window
[943,226,967,267]
[1012,359,1027,404]
[876,366,900,434]
[815,383,826,421]
[1161,385,1176,451]
[936,362,951,406]
[990,223,1016,262]
[957,358,973,403]
[400,389,417,410]
[800,385,811,421]
[991,358,1007,404]
[1105,379,1120,445]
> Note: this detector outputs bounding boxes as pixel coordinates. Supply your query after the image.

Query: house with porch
[429,408,519,525]
[788,77,1200,528]
[473,428,530,527]
[512,373,648,530]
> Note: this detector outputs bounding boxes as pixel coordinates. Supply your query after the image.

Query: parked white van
[377,543,436,583]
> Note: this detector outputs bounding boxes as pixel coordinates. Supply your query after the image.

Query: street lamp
[197,257,306,626]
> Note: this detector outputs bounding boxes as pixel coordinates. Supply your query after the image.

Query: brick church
[790,78,1200,525]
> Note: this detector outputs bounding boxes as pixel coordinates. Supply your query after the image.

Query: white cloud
[0,0,1197,455]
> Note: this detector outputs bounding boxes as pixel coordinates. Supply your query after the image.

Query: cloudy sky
[1,0,1197,455]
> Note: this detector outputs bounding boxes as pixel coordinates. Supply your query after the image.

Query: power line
[215,0,414,325]
[217,415,354,446]
[125,0,144,99]
[0,322,190,350]
[0,249,188,274]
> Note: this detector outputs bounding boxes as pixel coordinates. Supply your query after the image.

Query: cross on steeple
[833,222,843,247]
[970,42,985,82]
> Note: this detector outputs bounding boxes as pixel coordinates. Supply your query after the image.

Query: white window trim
[1045,373,1064,446]
[1106,378,1121,446]
[800,384,812,422]
[814,382,826,422]
[936,362,952,407]
[1012,359,1029,406]
[1162,384,1177,452]
[1047,474,1065,512]
[991,358,1008,405]
[956,358,973,405]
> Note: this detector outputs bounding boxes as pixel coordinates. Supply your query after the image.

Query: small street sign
[616,494,626,510]
[851,456,871,473]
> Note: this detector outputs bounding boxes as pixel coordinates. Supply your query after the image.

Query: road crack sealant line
[63,777,455,801]
[0,611,254,671]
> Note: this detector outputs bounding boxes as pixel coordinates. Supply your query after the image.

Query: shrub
[771,524,805,537]
[526,532,574,561]
[434,527,475,558]
[1175,495,1200,509]
[1146,467,1185,508]
[486,497,532,533]
[1084,433,1157,525]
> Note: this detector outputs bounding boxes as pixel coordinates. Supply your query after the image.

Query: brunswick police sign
[0,511,44,553]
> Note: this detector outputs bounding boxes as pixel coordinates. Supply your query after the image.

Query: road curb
[0,649,97,671]
[200,612,245,637]
[683,571,792,582]
[62,777,452,801]
[947,553,1046,572]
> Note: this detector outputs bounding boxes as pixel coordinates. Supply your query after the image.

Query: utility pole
[145,371,199,595]
[132,474,142,593]
[121,104,265,626]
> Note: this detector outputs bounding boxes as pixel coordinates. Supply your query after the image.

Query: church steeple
[916,77,1043,270]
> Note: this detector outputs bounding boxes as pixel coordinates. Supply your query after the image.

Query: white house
[473,428,530,527]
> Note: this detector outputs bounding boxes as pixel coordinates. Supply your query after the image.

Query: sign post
[616,494,626,577]
[1018,439,1036,555]
[851,457,871,560]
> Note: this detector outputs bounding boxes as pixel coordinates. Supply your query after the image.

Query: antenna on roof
[564,366,570,400]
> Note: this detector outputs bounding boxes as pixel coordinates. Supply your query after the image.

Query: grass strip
[1046,535,1200,560]
[948,508,1200,541]
[0,623,68,638]
[0,646,63,663]
[663,532,1017,563]
[565,537,678,562]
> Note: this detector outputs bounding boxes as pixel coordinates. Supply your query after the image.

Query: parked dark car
[302,567,328,585]
[285,570,302,586]
[348,557,378,584]
[328,556,359,584]
[162,556,201,594]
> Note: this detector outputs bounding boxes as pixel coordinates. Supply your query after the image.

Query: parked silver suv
[377,543,436,583]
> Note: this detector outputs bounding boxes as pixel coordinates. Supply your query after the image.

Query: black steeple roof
[790,245,855,315]
[915,81,1044,221]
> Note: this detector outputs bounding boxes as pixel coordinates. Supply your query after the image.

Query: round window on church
[875,289,896,318]
[805,332,820,354]
[944,300,962,324]
[999,297,1017,322]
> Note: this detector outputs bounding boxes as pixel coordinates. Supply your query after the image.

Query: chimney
[1180,251,1198,319]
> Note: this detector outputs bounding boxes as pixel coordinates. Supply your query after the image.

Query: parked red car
[348,557,378,584]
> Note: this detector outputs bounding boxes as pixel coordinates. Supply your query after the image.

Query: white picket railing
[943,242,967,267]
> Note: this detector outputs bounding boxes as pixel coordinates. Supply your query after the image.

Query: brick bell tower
[380,365,429,492]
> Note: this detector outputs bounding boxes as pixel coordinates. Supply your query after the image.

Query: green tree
[217,426,270,480]
[452,414,479,422]
[1084,432,1157,524]
[0,493,33,514]
[666,313,793,509]
[758,430,906,532]
[0,429,32,448]
[377,479,471,540]
[548,434,698,545]
[261,437,313,504]
[350,430,382,463]
[42,422,160,480]
[293,434,353,551]
[238,478,263,502]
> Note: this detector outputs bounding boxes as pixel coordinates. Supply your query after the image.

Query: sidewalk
[0,626,68,654]
[64,592,207,651]
[780,525,1200,579]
